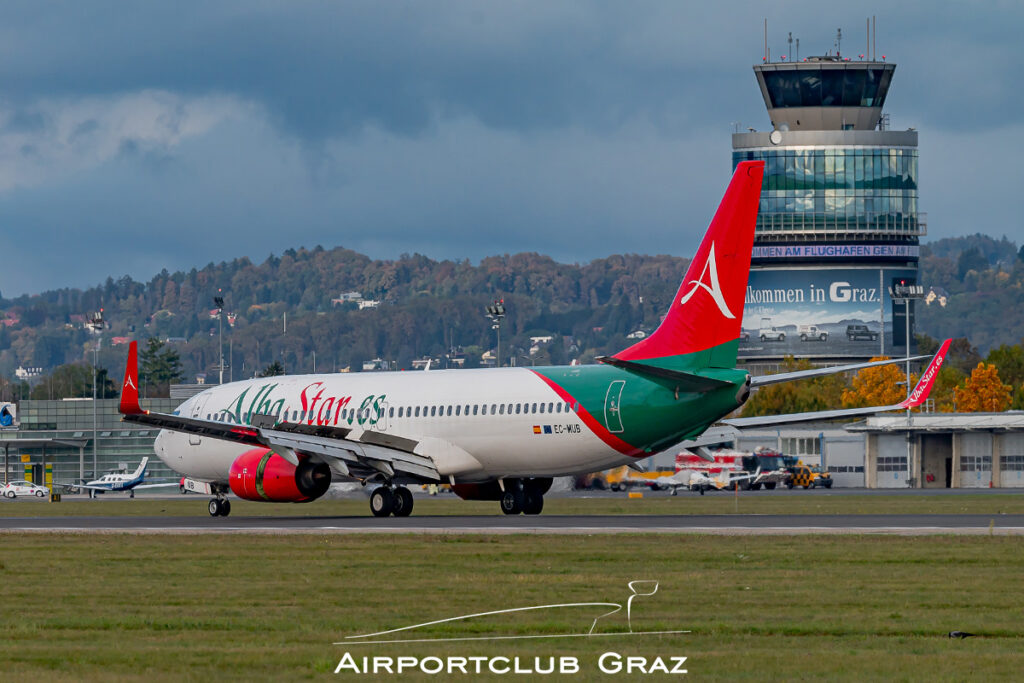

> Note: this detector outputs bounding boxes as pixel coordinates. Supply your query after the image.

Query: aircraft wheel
[220,499,231,516]
[392,487,414,517]
[370,487,395,517]
[500,489,524,515]
[130,491,135,499]
[208,499,221,517]
[522,489,544,515]
[764,482,776,490]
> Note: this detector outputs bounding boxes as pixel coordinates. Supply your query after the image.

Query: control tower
[733,40,923,362]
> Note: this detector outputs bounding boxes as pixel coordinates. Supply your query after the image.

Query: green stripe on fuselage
[533,342,748,455]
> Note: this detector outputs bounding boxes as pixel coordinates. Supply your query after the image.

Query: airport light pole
[214,292,225,384]
[485,299,506,368]
[90,310,103,479]
[888,280,925,488]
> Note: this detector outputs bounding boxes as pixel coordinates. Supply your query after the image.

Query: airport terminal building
[0,398,182,489]
[733,55,922,363]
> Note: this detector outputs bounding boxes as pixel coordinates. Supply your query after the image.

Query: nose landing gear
[208,485,232,517]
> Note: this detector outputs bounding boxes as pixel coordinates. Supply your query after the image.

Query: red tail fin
[616,161,763,361]
[119,341,143,415]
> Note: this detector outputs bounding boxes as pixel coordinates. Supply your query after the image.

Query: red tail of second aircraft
[616,160,763,362]
[119,340,143,415]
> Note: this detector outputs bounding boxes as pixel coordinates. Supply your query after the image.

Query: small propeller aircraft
[61,457,178,498]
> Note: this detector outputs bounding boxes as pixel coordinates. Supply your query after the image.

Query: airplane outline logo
[124,375,137,390]
[678,242,735,319]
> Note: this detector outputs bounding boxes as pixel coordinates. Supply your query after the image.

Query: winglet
[119,341,144,415]
[899,338,951,409]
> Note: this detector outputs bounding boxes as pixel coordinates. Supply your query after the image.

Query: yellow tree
[741,357,846,417]
[841,357,916,409]
[955,363,1011,412]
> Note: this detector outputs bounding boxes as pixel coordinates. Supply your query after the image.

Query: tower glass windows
[733,147,919,235]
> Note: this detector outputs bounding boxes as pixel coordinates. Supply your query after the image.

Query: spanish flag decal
[532,425,542,434]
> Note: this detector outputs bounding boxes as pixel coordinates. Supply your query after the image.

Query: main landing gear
[370,486,414,518]
[499,479,547,515]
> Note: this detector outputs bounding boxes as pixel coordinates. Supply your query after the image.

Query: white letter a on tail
[678,242,735,319]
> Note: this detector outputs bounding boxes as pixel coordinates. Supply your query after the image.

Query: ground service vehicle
[786,464,833,489]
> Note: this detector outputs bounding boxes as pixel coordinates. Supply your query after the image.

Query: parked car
[798,325,828,341]
[2,480,49,498]
[846,324,879,341]
[759,317,785,342]
[759,326,785,342]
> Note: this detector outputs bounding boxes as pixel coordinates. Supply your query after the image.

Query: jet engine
[228,448,331,502]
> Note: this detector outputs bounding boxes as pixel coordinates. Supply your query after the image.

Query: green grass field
[1,533,1022,681]
[2,491,1024,517]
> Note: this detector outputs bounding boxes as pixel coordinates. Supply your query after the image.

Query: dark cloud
[0,1,1021,295]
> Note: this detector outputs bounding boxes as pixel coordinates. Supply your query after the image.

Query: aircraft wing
[750,355,930,387]
[723,339,950,428]
[55,482,109,491]
[117,342,442,483]
[131,482,182,490]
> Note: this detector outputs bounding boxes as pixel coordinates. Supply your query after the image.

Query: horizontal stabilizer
[596,356,733,393]
[724,339,951,428]
[750,355,931,387]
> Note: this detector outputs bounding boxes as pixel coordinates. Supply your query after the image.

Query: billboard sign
[738,267,917,359]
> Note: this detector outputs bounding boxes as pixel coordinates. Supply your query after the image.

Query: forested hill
[0,246,689,382]
[0,234,1022,387]
[916,235,1024,352]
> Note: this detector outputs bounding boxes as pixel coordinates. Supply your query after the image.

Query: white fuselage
[154,367,633,485]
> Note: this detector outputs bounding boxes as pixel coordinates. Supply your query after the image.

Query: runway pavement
[3,512,1024,534]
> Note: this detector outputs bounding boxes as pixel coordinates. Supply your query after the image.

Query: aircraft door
[188,394,210,446]
[376,402,389,432]
[604,380,626,434]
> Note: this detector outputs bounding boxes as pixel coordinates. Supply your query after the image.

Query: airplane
[117,160,950,518]
[60,457,179,498]
[650,458,762,496]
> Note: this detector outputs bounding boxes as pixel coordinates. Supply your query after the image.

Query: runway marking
[4,526,1024,536]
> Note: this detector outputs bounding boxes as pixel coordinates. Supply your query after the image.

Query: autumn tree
[986,343,1024,409]
[955,363,1011,412]
[841,357,916,409]
[741,357,846,417]
[929,365,966,412]
[29,363,118,400]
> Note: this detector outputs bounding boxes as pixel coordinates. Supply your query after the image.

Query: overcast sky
[0,1,1020,296]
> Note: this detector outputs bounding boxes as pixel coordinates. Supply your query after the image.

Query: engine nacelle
[228,448,331,502]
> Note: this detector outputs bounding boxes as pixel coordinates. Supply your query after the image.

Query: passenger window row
[206,401,580,424]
